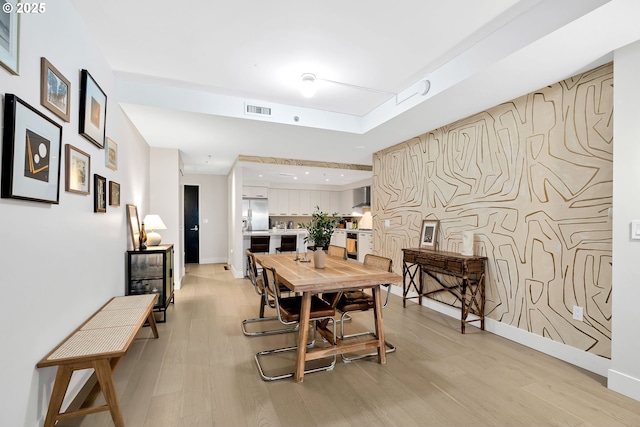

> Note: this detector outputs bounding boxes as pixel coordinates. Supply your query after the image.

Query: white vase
[314,248,326,269]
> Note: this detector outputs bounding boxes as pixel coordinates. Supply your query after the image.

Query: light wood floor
[59,263,640,427]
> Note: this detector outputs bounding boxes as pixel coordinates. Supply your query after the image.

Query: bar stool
[250,235,270,253]
[276,235,297,253]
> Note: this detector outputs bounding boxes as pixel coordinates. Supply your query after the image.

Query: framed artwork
[65,144,90,195]
[94,174,106,213]
[420,219,439,248]
[127,204,141,250]
[0,1,19,74]
[79,69,107,148]
[40,57,70,122]
[1,94,62,204]
[109,181,120,206]
[105,137,117,170]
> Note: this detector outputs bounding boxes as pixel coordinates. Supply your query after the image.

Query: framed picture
[94,174,106,213]
[0,1,19,74]
[1,94,62,204]
[79,69,107,148]
[105,137,117,170]
[109,181,120,206]
[127,204,141,250]
[40,57,70,122]
[420,219,439,248]
[65,144,90,195]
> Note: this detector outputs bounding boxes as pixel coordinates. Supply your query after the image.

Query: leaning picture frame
[94,174,106,213]
[40,57,70,122]
[109,181,120,206]
[65,144,90,195]
[0,1,20,75]
[419,219,439,248]
[79,69,107,148]
[127,204,141,250]
[1,94,62,204]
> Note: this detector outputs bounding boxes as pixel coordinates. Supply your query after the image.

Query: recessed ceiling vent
[245,104,272,117]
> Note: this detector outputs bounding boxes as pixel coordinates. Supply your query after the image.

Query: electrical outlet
[572,305,584,321]
[385,219,390,228]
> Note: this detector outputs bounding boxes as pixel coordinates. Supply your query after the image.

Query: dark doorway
[184,185,200,264]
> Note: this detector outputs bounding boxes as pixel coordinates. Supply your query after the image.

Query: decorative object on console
[143,214,167,246]
[314,248,327,269]
[93,174,106,213]
[40,57,70,122]
[1,94,62,204]
[79,69,107,148]
[126,204,141,250]
[419,219,439,248]
[461,231,474,256]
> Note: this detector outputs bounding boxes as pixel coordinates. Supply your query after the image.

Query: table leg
[294,291,312,383]
[146,309,159,338]
[92,359,124,427]
[43,365,73,427]
[372,285,387,365]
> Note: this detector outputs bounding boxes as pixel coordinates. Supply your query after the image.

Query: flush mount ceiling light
[300,73,316,98]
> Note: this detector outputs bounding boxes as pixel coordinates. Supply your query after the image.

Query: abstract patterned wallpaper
[373,63,613,358]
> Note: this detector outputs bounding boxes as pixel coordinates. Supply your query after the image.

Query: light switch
[632,220,640,240]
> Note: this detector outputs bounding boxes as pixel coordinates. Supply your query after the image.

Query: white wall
[183,174,228,263]
[609,39,640,401]
[0,2,151,426]
[150,147,183,287]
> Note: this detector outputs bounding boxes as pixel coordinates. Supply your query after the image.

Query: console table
[402,248,487,333]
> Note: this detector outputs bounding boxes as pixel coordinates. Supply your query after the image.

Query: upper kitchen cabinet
[242,186,268,198]
[288,190,300,215]
[299,191,311,216]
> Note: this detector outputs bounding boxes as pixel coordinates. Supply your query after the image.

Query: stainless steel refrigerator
[242,198,269,231]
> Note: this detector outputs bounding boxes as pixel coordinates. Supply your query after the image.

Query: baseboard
[608,369,640,401]
[390,286,611,377]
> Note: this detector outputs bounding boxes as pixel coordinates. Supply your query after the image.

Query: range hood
[352,186,371,208]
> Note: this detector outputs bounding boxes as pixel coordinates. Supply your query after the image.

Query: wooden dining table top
[253,253,402,293]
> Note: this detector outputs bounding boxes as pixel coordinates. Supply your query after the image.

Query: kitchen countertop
[243,229,307,236]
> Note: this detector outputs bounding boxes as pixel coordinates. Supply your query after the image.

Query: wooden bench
[37,294,159,427]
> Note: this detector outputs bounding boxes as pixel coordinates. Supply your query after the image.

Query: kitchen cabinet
[331,230,347,248]
[357,232,373,263]
[242,186,268,198]
[276,189,289,215]
[268,189,278,215]
[126,244,174,322]
[320,191,331,213]
[309,190,321,213]
[299,190,311,215]
[288,190,300,215]
[330,191,341,215]
[341,190,355,216]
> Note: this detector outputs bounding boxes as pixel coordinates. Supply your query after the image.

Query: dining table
[253,252,402,382]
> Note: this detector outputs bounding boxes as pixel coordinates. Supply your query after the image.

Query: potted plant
[299,206,342,268]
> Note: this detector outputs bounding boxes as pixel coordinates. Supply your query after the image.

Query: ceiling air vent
[245,104,272,117]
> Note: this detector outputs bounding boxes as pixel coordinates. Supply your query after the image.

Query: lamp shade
[143,214,167,246]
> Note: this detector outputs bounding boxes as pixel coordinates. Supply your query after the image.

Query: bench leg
[43,365,73,427]
[93,359,125,427]
[147,310,159,338]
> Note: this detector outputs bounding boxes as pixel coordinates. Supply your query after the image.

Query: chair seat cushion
[337,290,374,312]
[279,295,335,322]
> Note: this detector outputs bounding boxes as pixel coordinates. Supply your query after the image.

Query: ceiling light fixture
[300,73,430,104]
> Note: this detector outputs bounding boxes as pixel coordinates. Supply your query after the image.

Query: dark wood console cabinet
[402,248,486,333]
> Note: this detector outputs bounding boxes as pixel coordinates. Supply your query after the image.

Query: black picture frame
[79,69,107,148]
[1,94,62,204]
[94,174,106,213]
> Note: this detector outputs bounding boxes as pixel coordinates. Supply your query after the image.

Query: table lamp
[143,214,167,246]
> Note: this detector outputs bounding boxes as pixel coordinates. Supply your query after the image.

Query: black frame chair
[276,234,297,253]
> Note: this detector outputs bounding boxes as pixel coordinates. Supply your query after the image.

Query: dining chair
[241,250,297,336]
[254,265,337,381]
[329,253,396,362]
[276,234,297,253]
[327,244,347,259]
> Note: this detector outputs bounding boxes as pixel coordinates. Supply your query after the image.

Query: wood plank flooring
[58,263,640,427]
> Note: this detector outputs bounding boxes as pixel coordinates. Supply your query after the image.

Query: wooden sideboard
[402,248,487,333]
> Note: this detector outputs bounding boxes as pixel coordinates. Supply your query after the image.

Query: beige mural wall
[373,63,613,358]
